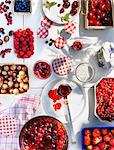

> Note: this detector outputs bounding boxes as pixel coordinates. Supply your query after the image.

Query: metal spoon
[57,84,76,143]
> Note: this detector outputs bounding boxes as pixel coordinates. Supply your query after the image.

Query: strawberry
[110,138,114,146]
[101,129,108,135]
[104,134,111,143]
[98,142,107,150]
[84,129,91,136]
[53,103,62,111]
[93,129,101,137]
[84,135,91,146]
[109,147,114,150]
[111,130,114,135]
[87,145,93,150]
[92,146,100,150]
[93,136,102,145]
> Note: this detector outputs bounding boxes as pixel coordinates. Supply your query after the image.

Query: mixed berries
[88,0,113,26]
[34,61,52,79]
[0,64,29,95]
[83,128,114,150]
[19,116,68,150]
[14,28,34,58]
[96,78,114,122]
[71,41,83,51]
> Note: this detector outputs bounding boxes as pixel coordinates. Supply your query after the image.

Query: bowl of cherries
[85,0,113,29]
[95,77,114,122]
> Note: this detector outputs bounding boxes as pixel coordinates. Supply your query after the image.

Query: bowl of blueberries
[14,0,32,14]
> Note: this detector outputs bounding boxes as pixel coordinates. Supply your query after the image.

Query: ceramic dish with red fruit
[41,78,85,122]
[42,0,81,24]
[33,60,52,79]
[84,0,114,29]
[0,64,29,95]
[82,127,114,150]
[19,116,69,150]
[94,77,114,122]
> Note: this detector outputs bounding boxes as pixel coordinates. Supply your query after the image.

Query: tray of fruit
[84,0,114,29]
[0,64,29,95]
[94,77,114,122]
[82,127,114,150]
[42,0,81,24]
[13,0,32,14]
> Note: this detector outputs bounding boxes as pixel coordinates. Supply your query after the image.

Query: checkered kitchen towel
[0,89,41,150]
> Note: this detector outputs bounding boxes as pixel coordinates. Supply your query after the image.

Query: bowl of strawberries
[82,127,114,150]
[94,77,114,122]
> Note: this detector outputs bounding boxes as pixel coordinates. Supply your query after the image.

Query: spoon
[57,84,76,143]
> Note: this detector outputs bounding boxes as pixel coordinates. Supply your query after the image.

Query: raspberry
[48,89,62,102]
[53,103,62,111]
[19,51,24,57]
[14,28,34,58]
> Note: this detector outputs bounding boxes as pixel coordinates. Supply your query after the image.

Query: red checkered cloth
[0,116,17,136]
[41,17,53,29]
[54,37,65,49]
[0,89,41,150]
[64,22,76,34]
[52,55,73,76]
[37,27,49,39]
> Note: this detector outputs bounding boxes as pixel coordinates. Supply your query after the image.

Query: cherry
[60,8,64,13]
[100,12,106,19]
[93,0,99,6]
[63,1,70,8]
[96,9,101,15]
[88,11,96,19]
[72,1,79,8]
[99,3,106,11]
[90,7,96,14]
[70,8,77,15]
[89,20,94,25]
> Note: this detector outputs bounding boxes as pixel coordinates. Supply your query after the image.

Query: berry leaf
[43,1,57,10]
[61,13,71,22]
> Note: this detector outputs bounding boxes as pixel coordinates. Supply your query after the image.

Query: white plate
[42,0,81,24]
[41,78,85,122]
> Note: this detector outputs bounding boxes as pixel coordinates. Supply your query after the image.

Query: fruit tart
[19,116,68,150]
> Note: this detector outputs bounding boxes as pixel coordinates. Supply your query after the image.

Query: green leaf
[43,1,57,10]
[61,13,71,22]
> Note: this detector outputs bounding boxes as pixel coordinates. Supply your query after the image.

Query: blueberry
[49,42,53,46]
[45,41,48,44]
